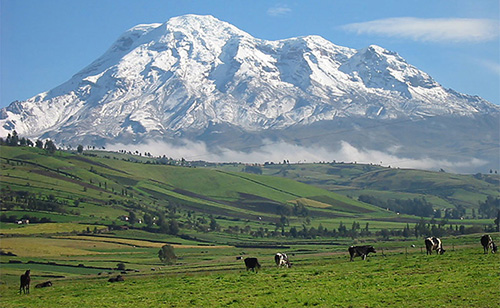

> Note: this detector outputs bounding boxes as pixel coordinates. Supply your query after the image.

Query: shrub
[158,245,177,264]
[117,263,126,271]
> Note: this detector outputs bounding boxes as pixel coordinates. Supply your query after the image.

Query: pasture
[1,146,499,307]
[1,238,498,308]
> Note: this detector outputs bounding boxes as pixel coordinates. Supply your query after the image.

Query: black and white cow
[425,237,445,255]
[481,234,497,254]
[244,257,261,272]
[348,245,376,261]
[274,253,291,268]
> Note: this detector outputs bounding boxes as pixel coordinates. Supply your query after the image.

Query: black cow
[481,234,497,254]
[425,237,445,255]
[35,281,53,288]
[348,245,376,261]
[244,257,261,272]
[19,270,30,294]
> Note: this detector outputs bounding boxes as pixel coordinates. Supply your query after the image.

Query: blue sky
[1,0,499,108]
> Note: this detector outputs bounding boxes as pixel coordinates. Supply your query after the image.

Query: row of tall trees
[244,220,496,239]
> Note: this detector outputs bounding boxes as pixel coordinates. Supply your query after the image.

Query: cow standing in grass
[348,245,376,261]
[481,234,497,254]
[275,253,291,268]
[19,270,30,294]
[244,257,261,272]
[425,237,445,255]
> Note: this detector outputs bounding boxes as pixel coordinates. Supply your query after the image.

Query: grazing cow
[35,281,52,288]
[19,270,30,294]
[481,234,497,254]
[425,237,445,255]
[244,257,261,272]
[108,275,125,282]
[348,245,376,261]
[274,253,291,268]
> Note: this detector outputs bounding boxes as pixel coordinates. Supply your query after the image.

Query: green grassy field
[1,238,498,308]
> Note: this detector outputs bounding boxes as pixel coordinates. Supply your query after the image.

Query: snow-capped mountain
[1,15,498,171]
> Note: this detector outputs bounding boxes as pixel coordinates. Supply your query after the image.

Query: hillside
[1,145,392,233]
[210,162,500,219]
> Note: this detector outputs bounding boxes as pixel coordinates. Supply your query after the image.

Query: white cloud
[475,58,500,75]
[106,139,486,173]
[267,5,292,17]
[342,17,500,43]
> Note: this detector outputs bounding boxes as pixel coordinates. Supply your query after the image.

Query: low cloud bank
[106,139,486,173]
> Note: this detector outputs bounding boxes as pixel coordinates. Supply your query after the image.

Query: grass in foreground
[2,246,498,308]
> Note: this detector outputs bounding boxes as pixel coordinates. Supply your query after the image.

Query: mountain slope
[0,15,498,172]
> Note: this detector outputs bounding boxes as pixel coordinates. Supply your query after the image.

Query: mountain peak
[166,14,225,28]
[0,14,498,149]
[165,14,251,40]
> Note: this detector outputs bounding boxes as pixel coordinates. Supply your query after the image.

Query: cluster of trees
[182,214,220,233]
[478,196,500,219]
[0,213,53,223]
[1,189,67,213]
[358,195,435,217]
[120,206,180,236]
[1,130,58,154]
[274,203,309,217]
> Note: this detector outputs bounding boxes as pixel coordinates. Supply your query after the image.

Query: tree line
[1,188,68,213]
[1,130,57,154]
[358,195,435,217]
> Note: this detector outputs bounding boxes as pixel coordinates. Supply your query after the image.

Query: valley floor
[1,240,498,308]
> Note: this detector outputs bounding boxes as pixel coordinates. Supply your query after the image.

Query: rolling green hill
[1,146,392,232]
[211,162,499,218]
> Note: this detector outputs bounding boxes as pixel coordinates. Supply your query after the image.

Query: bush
[158,245,177,264]
[117,263,126,271]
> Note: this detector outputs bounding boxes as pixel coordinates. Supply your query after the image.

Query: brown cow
[19,270,30,294]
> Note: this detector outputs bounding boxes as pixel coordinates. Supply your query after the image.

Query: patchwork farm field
[1,238,498,308]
